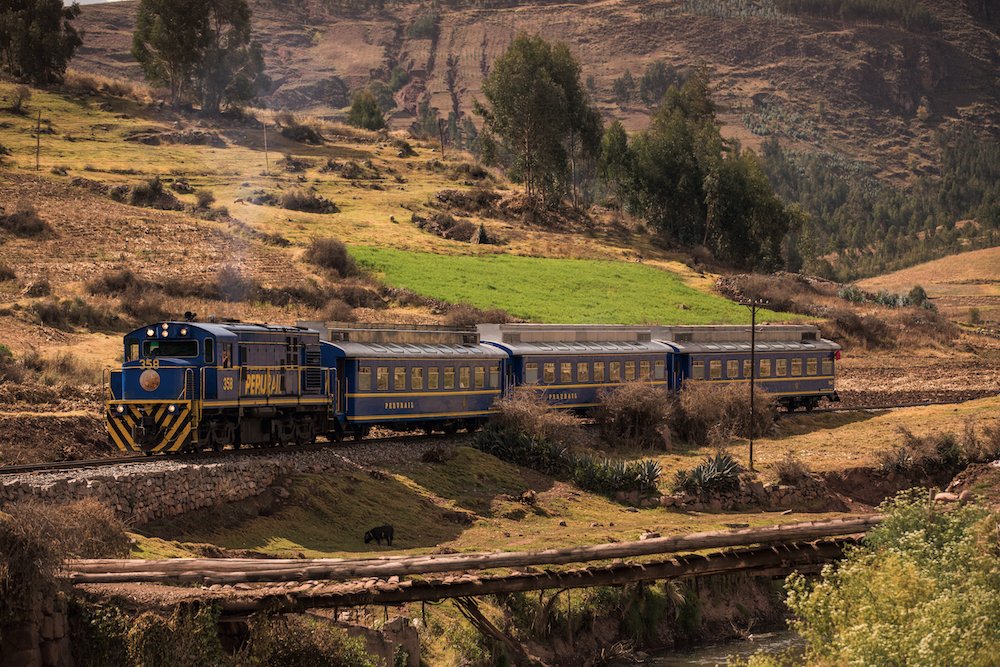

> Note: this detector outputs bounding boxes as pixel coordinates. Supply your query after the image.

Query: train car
[654,325,840,411]
[478,324,674,410]
[304,322,508,438]
[105,320,336,453]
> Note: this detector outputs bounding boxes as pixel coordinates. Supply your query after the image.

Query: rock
[558,520,568,527]
[520,490,537,505]
[958,490,975,505]
[935,492,960,503]
[640,531,661,540]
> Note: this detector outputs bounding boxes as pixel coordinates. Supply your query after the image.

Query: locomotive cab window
[143,340,198,358]
[610,362,621,382]
[412,367,424,390]
[394,367,407,391]
[776,359,787,377]
[544,363,555,384]
[654,360,665,380]
[358,367,372,391]
[444,367,455,389]
[429,367,439,390]
[727,360,739,378]
[578,362,589,383]
[822,358,833,375]
[807,358,818,376]
[525,362,539,384]
[791,359,802,376]
[561,363,573,383]
[377,367,389,390]
[475,367,485,389]
[692,361,705,380]
[710,360,722,379]
[594,362,605,382]
[126,338,139,362]
[204,339,215,365]
[489,366,500,388]
[760,359,771,377]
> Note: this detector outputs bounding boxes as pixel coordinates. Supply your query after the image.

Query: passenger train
[104,320,840,454]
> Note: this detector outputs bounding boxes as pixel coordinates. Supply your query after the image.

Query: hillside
[858,245,1000,323]
[71,0,1000,184]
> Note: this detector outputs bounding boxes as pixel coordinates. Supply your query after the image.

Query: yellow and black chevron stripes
[105,402,195,453]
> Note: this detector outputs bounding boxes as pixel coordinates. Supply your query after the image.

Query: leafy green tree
[347,89,385,130]
[612,70,635,107]
[133,0,266,112]
[476,33,601,203]
[599,120,632,208]
[639,59,680,107]
[0,0,82,84]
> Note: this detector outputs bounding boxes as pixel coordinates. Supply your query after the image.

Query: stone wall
[0,451,346,525]
[0,593,71,667]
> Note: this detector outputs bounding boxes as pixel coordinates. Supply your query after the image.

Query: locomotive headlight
[115,405,125,414]
[180,328,188,336]
[139,369,161,392]
[161,323,169,329]
[146,328,155,336]
[167,404,176,413]
[161,330,169,337]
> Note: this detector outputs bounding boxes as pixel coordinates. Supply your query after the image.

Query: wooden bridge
[68,516,879,616]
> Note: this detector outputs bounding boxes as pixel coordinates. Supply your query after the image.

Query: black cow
[364,525,394,546]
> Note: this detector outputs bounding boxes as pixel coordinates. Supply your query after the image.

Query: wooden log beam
[65,516,879,585]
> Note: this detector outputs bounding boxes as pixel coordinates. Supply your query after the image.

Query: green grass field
[353,246,791,324]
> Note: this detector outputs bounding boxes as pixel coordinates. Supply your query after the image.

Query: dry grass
[773,451,812,486]
[670,382,775,446]
[597,381,672,450]
[493,389,589,449]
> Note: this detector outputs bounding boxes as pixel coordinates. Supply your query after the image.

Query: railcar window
[411,367,424,390]
[610,362,621,382]
[710,360,722,379]
[594,362,605,382]
[760,359,771,377]
[394,367,406,390]
[444,367,455,389]
[625,361,636,381]
[692,361,705,380]
[776,359,787,377]
[727,360,739,378]
[429,367,439,390]
[654,360,665,380]
[359,367,371,391]
[743,359,752,377]
[791,359,802,376]
[460,367,471,389]
[143,340,199,358]
[525,362,539,384]
[544,363,555,383]
[807,358,818,376]
[475,367,485,389]
[640,360,651,380]
[561,363,573,383]
[377,367,389,390]
[489,366,500,388]
[822,358,833,375]
[126,339,139,362]
[204,339,215,365]
[578,362,589,383]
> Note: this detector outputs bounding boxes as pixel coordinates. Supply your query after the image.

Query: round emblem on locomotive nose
[139,369,161,392]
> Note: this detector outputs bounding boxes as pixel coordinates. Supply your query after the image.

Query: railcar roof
[324,341,508,359]
[489,340,672,355]
[662,340,841,353]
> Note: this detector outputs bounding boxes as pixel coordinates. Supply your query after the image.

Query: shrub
[488,390,586,449]
[304,237,358,277]
[347,89,385,131]
[335,283,385,309]
[960,419,1000,465]
[0,204,51,237]
[15,348,101,386]
[276,111,325,145]
[773,451,811,486]
[597,382,672,449]
[876,427,962,474]
[0,262,16,281]
[194,189,215,210]
[120,291,169,323]
[443,302,511,327]
[968,307,982,325]
[323,298,355,322]
[86,268,151,296]
[236,614,378,666]
[406,11,439,39]
[9,498,129,558]
[128,176,182,210]
[280,190,338,214]
[673,450,744,494]
[8,85,31,114]
[670,382,774,446]
[32,297,122,331]
[216,265,260,303]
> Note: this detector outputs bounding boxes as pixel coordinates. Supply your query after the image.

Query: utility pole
[742,298,768,470]
[35,111,41,171]
[262,120,269,176]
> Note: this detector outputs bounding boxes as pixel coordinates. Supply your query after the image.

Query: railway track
[0,431,461,476]
[777,397,986,418]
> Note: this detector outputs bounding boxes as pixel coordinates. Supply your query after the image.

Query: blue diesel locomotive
[105,321,840,453]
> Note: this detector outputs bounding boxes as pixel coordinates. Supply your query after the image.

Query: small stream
[645,630,803,666]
